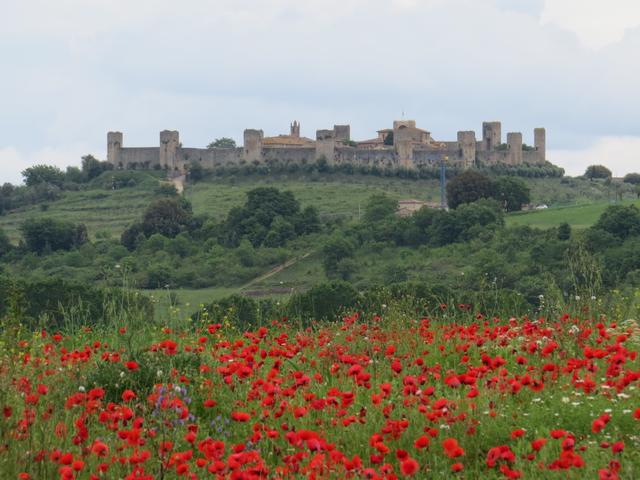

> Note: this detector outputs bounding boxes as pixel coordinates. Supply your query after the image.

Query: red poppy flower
[400,457,419,476]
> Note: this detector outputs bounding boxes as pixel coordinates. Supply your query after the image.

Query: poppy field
[1,310,639,479]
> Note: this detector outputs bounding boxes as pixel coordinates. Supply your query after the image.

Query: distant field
[506,199,640,229]
[185,175,444,222]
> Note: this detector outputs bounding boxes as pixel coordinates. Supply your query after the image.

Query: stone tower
[394,124,414,168]
[315,129,336,163]
[482,121,502,151]
[457,131,476,168]
[290,121,300,138]
[107,131,123,166]
[243,129,264,163]
[159,130,180,169]
[334,125,351,143]
[534,128,546,163]
[507,132,523,165]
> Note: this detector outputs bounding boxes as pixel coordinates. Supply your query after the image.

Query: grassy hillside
[2,171,636,320]
[0,171,162,242]
[0,172,624,244]
[506,199,640,230]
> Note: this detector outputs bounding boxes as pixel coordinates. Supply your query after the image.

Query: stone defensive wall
[107,120,547,172]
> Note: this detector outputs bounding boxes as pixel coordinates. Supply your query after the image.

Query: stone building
[106,120,547,171]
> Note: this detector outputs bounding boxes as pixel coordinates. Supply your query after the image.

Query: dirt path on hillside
[240,252,312,290]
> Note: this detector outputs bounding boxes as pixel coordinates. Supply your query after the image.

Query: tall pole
[440,155,448,209]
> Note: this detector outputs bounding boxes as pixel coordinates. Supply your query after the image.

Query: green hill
[506,199,640,230]
[0,173,625,243]
[2,171,637,320]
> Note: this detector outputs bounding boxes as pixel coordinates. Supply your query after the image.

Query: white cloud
[541,0,640,49]
[550,136,640,177]
[0,146,87,185]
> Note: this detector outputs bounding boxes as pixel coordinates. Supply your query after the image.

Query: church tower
[290,121,300,138]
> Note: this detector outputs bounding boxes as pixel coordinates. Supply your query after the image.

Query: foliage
[584,164,612,180]
[623,172,640,185]
[81,154,113,180]
[21,164,66,188]
[141,197,193,239]
[592,204,640,240]
[363,194,398,223]
[287,280,358,321]
[187,161,205,182]
[557,222,571,241]
[207,137,237,149]
[0,275,153,330]
[0,228,11,257]
[493,176,531,212]
[20,217,88,254]
[446,170,494,209]
[383,131,394,145]
[322,236,356,276]
[221,187,318,248]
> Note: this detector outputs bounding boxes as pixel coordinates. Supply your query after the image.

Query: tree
[636,184,640,199]
[120,222,145,251]
[287,281,358,321]
[141,198,193,238]
[592,205,640,240]
[445,170,494,209]
[22,165,65,188]
[0,228,11,257]
[363,194,398,223]
[82,154,113,180]
[322,236,356,276]
[557,222,572,241]
[263,216,295,247]
[187,161,205,182]
[222,188,302,247]
[207,137,237,149]
[492,177,531,212]
[65,166,84,183]
[383,132,394,146]
[294,206,321,235]
[584,164,612,180]
[20,218,88,254]
[623,172,640,185]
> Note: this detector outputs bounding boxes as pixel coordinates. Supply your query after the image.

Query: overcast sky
[2,0,640,183]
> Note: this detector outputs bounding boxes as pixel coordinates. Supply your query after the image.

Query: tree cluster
[446,171,531,211]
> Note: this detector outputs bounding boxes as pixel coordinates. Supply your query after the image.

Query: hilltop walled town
[107,120,547,172]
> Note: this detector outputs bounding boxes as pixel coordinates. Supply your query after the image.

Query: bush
[21,165,66,188]
[623,173,640,185]
[492,176,531,212]
[446,170,494,209]
[0,276,153,330]
[287,281,358,322]
[20,218,88,254]
[584,164,612,180]
[141,197,193,238]
[592,205,640,240]
[0,228,11,257]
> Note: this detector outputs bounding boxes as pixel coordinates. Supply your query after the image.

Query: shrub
[20,218,88,254]
[287,281,358,322]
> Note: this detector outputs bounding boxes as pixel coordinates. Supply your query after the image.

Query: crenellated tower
[107,131,123,166]
[482,121,502,151]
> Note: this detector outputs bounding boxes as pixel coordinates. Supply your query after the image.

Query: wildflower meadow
[1,304,639,479]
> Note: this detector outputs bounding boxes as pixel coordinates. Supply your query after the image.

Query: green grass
[185,174,444,222]
[1,172,624,244]
[0,171,163,243]
[506,199,640,230]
